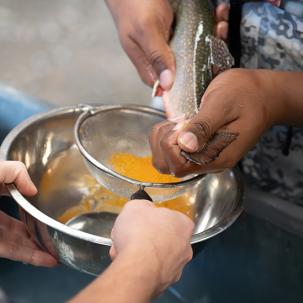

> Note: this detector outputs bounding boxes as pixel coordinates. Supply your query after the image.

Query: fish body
[158,0,234,120]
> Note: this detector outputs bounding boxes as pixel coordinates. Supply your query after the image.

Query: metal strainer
[74,104,203,201]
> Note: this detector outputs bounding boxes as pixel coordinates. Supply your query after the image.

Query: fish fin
[181,131,238,165]
[206,35,235,72]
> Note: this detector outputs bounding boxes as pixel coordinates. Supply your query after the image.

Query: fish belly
[165,0,215,120]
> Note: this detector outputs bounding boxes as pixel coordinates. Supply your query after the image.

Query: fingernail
[178,132,199,151]
[29,183,38,195]
[160,69,173,90]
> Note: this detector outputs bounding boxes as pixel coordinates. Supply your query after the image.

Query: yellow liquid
[57,175,194,223]
[38,148,194,224]
[109,153,180,183]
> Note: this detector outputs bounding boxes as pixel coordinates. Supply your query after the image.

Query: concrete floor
[0,0,150,106]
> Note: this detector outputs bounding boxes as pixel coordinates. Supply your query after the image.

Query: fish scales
[167,0,214,118]
[162,0,234,120]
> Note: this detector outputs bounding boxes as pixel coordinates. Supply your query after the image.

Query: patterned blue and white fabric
[240,1,303,204]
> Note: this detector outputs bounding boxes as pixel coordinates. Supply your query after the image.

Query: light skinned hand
[106,0,228,90]
[110,199,194,296]
[149,68,287,177]
[0,161,57,267]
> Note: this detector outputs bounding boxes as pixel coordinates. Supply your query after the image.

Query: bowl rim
[74,104,204,188]
[0,105,244,246]
[0,106,111,246]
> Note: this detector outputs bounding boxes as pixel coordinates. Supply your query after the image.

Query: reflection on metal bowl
[0,106,243,275]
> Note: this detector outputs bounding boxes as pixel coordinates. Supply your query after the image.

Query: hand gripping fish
[152,0,238,165]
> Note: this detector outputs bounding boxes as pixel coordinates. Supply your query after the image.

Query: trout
[153,0,234,120]
[152,0,237,165]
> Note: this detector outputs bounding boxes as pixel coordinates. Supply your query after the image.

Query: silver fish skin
[158,0,234,120]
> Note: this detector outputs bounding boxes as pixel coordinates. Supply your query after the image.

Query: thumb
[0,161,37,196]
[109,244,117,260]
[177,106,234,153]
[140,30,175,90]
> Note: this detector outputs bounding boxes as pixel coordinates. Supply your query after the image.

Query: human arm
[70,200,194,303]
[0,161,57,267]
[149,69,303,176]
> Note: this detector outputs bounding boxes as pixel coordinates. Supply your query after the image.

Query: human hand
[106,0,229,90]
[0,161,57,267]
[0,161,37,196]
[110,200,194,296]
[106,0,175,89]
[150,68,284,177]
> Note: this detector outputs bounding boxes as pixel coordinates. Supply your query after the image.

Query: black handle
[130,189,153,202]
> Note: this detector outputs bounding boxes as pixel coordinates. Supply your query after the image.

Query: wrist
[262,71,287,126]
[250,69,303,127]
[266,71,303,126]
[70,246,161,303]
[247,69,287,127]
[114,246,162,297]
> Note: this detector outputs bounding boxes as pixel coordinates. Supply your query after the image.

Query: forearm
[70,250,158,303]
[271,71,303,126]
[256,70,303,127]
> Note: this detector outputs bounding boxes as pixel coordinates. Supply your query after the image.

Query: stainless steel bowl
[0,106,243,276]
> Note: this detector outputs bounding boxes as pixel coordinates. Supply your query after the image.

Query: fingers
[109,245,116,260]
[215,3,229,41]
[150,120,177,174]
[121,37,157,86]
[0,211,30,237]
[125,199,155,209]
[112,0,175,89]
[161,130,187,175]
[216,3,230,23]
[216,21,229,41]
[150,120,209,177]
[137,26,175,90]
[120,25,175,89]
[178,120,214,153]
[183,131,238,165]
[178,117,250,174]
[0,239,57,267]
[0,161,37,196]
[178,114,231,155]
[110,199,155,260]
[0,227,36,249]
[160,129,200,177]
[122,34,175,90]
[177,84,240,154]
[0,211,57,267]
